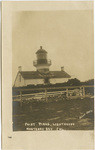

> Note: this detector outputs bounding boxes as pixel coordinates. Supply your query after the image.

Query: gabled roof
[20,71,71,79]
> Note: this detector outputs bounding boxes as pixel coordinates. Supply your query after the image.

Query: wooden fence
[13,85,94,106]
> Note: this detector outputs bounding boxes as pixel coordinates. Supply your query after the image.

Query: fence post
[45,88,47,101]
[66,88,69,98]
[83,87,85,97]
[80,87,82,96]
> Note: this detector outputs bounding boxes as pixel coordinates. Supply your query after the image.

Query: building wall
[14,72,25,87]
[14,73,70,87]
[25,79,44,85]
[50,78,69,84]
[25,78,69,85]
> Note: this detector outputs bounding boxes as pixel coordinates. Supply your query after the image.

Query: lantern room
[33,46,51,73]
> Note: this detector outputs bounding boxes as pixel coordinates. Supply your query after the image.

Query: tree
[67,78,81,86]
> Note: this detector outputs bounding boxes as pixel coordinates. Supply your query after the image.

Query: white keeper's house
[14,46,71,87]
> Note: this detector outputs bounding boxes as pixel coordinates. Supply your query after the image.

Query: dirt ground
[13,97,94,131]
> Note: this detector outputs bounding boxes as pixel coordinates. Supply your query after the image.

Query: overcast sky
[12,9,94,83]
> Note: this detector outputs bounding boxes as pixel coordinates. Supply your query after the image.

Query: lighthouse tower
[33,46,51,73]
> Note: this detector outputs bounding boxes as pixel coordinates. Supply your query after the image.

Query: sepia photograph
[12,8,94,131]
[2,1,94,150]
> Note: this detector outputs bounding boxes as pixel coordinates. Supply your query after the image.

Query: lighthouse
[14,46,71,87]
[33,46,51,73]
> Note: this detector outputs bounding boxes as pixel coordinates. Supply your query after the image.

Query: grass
[13,97,94,131]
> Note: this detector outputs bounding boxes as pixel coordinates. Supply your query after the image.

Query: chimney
[61,66,64,71]
[18,66,22,72]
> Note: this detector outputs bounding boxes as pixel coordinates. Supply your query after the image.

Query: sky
[12,9,94,83]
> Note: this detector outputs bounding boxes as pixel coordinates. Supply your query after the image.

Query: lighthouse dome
[36,46,47,54]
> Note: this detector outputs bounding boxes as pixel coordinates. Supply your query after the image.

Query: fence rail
[13,85,94,92]
[12,85,94,104]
